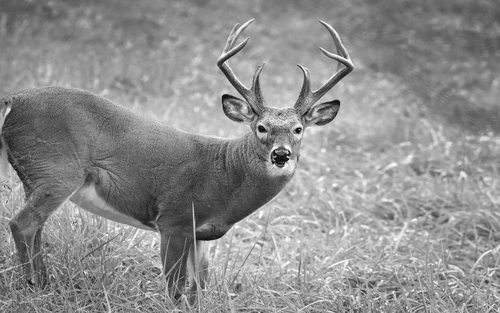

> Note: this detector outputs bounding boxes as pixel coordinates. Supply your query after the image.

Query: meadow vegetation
[0,0,499,312]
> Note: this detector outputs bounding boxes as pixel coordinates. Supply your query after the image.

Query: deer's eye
[294,127,303,134]
[257,125,267,133]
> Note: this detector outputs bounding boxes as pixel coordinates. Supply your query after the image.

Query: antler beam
[217,19,266,114]
[294,21,354,114]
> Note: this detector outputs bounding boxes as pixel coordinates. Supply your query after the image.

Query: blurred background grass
[0,0,499,312]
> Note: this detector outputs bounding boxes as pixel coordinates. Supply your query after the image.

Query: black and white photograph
[0,0,499,311]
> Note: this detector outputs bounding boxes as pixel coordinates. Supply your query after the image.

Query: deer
[1,19,353,299]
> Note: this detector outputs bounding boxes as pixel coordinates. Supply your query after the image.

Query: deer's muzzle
[271,148,291,167]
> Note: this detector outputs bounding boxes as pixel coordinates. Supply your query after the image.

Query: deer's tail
[0,97,12,181]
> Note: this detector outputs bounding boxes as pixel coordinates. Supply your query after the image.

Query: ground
[0,0,499,312]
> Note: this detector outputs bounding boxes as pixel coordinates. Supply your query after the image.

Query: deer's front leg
[159,233,192,299]
[188,240,209,294]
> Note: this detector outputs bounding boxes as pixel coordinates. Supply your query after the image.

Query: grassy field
[1,0,499,312]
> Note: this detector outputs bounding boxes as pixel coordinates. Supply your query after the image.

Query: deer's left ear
[303,99,340,127]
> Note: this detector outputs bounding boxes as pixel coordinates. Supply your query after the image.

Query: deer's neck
[205,133,295,224]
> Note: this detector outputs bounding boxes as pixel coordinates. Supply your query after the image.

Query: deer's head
[218,19,353,174]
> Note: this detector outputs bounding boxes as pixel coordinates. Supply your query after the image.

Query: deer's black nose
[271,148,291,167]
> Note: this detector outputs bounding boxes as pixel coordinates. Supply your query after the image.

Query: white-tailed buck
[1,19,353,298]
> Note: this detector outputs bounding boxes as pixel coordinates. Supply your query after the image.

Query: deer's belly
[70,183,157,231]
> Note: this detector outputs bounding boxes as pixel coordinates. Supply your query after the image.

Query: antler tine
[251,63,266,104]
[294,21,354,114]
[220,19,253,60]
[218,19,266,114]
[295,64,312,105]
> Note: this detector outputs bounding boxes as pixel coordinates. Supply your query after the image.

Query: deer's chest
[192,173,292,240]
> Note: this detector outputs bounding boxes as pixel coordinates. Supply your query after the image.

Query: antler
[217,19,266,114]
[294,21,354,115]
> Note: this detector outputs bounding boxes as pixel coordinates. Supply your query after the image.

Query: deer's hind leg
[9,181,82,288]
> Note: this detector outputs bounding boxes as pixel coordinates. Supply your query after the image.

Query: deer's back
[0,87,208,221]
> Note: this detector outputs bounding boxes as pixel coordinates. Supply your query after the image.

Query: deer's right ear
[222,94,257,123]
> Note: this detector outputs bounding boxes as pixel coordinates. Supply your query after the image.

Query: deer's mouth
[271,148,291,168]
